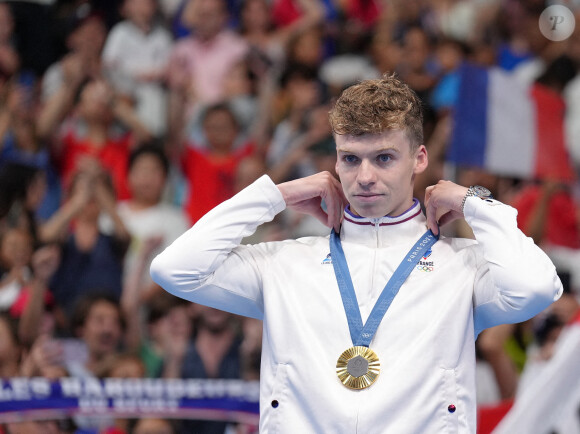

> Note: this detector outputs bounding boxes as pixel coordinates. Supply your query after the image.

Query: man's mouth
[354,193,383,198]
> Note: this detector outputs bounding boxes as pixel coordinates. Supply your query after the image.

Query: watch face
[473,185,492,198]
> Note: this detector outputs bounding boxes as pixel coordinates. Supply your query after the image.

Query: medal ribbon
[330,228,438,347]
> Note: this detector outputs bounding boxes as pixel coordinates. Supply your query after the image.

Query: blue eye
[377,154,391,163]
[343,155,359,163]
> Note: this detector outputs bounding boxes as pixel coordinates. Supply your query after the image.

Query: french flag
[447,63,575,181]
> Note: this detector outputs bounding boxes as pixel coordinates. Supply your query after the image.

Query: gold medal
[336,346,380,390]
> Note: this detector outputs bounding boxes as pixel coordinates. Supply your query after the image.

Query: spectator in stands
[240,317,262,382]
[510,178,580,295]
[182,103,254,223]
[9,243,60,346]
[122,244,192,378]
[19,334,69,380]
[0,313,21,377]
[48,164,130,318]
[179,305,243,434]
[285,24,325,71]
[59,292,126,431]
[102,0,173,138]
[512,180,579,250]
[167,0,248,146]
[69,292,125,377]
[369,29,401,77]
[0,227,33,311]
[222,60,260,139]
[0,77,40,165]
[38,78,149,201]
[430,38,466,114]
[144,292,192,378]
[2,419,65,434]
[41,5,107,102]
[0,76,62,221]
[99,351,146,378]
[267,103,333,186]
[131,418,177,434]
[0,164,48,247]
[118,145,188,301]
[238,0,323,76]
[511,8,567,86]
[397,26,436,102]
[266,64,323,181]
[0,3,20,82]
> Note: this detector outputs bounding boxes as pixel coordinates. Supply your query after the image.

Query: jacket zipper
[369,219,381,310]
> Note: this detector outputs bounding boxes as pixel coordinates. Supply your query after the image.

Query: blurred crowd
[0,0,580,432]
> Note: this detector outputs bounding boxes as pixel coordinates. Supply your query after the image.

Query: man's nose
[356,160,376,186]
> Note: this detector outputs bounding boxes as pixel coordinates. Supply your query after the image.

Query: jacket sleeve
[464,196,563,336]
[150,175,286,320]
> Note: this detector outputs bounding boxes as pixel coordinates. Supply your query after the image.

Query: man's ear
[414,145,428,175]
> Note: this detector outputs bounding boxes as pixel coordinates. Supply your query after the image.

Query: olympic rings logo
[416,265,434,272]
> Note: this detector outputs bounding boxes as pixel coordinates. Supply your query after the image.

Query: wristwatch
[461,185,493,213]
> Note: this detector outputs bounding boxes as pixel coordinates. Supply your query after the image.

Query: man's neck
[195,326,235,378]
[85,352,108,375]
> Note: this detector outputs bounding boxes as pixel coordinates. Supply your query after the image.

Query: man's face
[191,0,226,41]
[195,305,232,333]
[335,129,427,218]
[80,300,122,359]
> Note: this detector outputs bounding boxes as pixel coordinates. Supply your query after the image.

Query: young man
[151,75,562,432]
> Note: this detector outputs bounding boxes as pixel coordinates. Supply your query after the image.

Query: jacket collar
[340,199,428,248]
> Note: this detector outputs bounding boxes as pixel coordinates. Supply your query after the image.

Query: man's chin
[349,204,388,219]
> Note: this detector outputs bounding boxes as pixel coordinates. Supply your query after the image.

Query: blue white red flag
[448,63,575,181]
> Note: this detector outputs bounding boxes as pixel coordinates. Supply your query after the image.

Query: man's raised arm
[150,172,346,318]
[425,180,562,335]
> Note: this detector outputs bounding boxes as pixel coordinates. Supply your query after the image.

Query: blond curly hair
[329,74,423,151]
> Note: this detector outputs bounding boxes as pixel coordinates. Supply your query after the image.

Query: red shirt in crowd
[512,184,580,249]
[59,125,132,200]
[182,143,254,224]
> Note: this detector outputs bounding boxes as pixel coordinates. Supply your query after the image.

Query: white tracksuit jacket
[150,175,562,433]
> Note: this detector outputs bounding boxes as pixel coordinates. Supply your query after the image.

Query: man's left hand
[425,180,469,235]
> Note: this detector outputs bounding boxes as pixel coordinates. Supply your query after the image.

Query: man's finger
[425,199,438,235]
[323,185,342,232]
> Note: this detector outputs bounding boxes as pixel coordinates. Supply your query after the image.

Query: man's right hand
[277,171,347,233]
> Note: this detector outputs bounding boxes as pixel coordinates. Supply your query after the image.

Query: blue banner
[0,378,260,424]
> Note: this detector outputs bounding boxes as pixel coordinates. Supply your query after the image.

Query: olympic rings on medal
[416,265,434,272]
